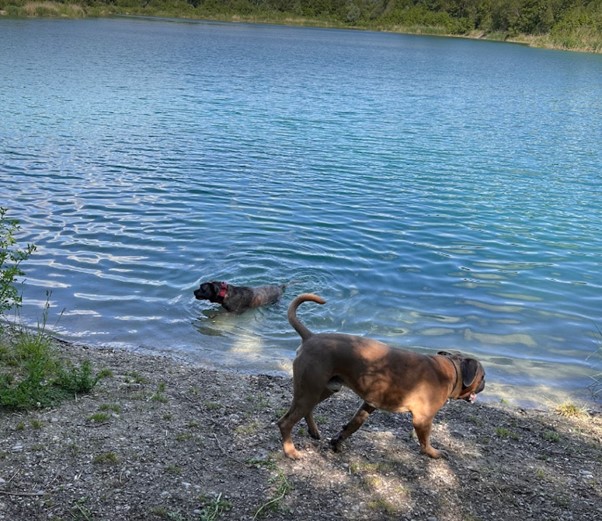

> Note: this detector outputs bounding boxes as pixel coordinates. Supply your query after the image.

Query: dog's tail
[288,293,326,341]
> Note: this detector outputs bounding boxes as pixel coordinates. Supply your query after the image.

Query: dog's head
[193,281,226,302]
[438,350,486,403]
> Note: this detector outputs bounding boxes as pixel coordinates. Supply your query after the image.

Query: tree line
[2,0,601,51]
[176,0,602,37]
[113,0,602,49]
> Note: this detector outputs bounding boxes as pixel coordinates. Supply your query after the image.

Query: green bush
[0,207,36,320]
[0,328,59,409]
[0,207,105,410]
[0,328,107,410]
[57,359,101,394]
[551,5,602,51]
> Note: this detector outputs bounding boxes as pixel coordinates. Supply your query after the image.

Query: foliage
[555,402,587,417]
[550,2,602,51]
[199,493,232,521]
[57,359,101,394]
[1,0,600,51]
[0,207,36,320]
[253,469,291,519]
[0,208,103,409]
[0,283,106,410]
[0,326,106,409]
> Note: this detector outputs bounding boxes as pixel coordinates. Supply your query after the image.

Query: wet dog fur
[194,281,285,313]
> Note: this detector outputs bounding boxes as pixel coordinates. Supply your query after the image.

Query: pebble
[579,470,594,480]
[11,443,23,452]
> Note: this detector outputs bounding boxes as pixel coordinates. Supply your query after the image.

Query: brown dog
[193,281,285,313]
[278,293,486,460]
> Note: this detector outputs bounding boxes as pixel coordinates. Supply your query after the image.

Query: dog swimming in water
[193,281,285,313]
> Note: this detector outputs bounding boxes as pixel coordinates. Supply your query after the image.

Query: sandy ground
[1,342,601,520]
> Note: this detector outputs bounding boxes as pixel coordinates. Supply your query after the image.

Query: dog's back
[224,283,285,313]
[249,284,286,308]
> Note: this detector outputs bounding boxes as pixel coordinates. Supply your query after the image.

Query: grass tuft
[199,493,232,521]
[253,470,291,519]
[0,326,107,410]
[92,451,119,464]
[555,402,587,418]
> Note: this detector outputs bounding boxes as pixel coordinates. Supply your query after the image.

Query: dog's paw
[438,449,450,460]
[305,416,321,439]
[421,446,448,459]
[288,451,304,460]
[329,437,343,453]
[283,448,304,460]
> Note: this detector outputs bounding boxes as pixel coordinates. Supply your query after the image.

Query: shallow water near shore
[1,17,601,406]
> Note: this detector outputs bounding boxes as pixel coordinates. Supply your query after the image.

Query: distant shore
[1,2,601,54]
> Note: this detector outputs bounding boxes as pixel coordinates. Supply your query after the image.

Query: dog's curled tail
[288,293,326,341]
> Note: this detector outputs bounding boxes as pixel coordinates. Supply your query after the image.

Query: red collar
[218,282,228,299]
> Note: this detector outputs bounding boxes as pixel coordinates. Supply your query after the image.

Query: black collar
[449,358,463,399]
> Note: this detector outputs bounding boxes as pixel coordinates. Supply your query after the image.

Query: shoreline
[52,331,602,412]
[9,318,602,411]
[1,339,601,520]
[0,8,600,55]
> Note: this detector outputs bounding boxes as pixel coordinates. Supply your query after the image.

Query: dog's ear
[461,358,480,388]
[438,350,462,358]
[208,282,221,298]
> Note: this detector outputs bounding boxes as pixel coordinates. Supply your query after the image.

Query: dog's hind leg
[278,406,308,460]
[278,392,324,460]
[330,402,376,452]
[305,388,335,439]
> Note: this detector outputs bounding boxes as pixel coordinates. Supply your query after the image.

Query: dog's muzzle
[462,374,485,403]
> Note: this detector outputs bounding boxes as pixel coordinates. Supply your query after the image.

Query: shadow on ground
[0,345,600,520]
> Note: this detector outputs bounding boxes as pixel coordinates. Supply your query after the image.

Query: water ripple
[1,18,602,401]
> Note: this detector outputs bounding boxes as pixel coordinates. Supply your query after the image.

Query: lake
[1,17,601,406]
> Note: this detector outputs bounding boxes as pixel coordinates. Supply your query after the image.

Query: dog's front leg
[330,402,376,452]
[412,414,443,459]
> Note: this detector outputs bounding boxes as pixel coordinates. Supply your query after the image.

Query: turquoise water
[1,18,601,404]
